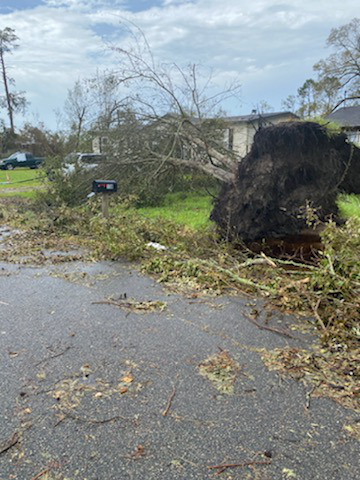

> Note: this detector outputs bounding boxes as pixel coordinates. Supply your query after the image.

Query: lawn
[0,168,47,198]
[138,191,360,230]
[137,191,214,229]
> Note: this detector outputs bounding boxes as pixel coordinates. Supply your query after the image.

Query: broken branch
[196,259,274,293]
[246,315,298,340]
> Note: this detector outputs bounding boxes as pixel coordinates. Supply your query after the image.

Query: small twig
[0,432,18,455]
[31,468,49,480]
[35,346,72,367]
[162,385,177,417]
[246,315,298,340]
[271,257,317,269]
[305,382,321,410]
[65,413,132,424]
[208,459,272,474]
[238,258,269,268]
[92,299,134,309]
[260,252,277,268]
[311,299,326,330]
[326,254,336,276]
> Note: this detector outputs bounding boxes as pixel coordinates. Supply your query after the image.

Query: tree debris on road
[0,432,18,456]
[92,297,167,313]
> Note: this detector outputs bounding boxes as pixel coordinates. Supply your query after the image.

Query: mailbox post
[92,180,118,218]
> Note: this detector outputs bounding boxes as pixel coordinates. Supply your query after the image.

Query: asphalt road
[0,252,359,479]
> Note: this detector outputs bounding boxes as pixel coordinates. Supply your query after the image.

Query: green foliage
[317,219,360,300]
[36,156,94,207]
[0,123,17,153]
[337,194,360,219]
[311,116,342,136]
[18,123,66,157]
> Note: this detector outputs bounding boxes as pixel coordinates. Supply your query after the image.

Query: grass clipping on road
[1,198,359,411]
[199,350,239,394]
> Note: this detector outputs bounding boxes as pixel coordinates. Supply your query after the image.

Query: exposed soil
[211,121,360,243]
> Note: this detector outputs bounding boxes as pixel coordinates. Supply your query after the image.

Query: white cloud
[0,0,357,128]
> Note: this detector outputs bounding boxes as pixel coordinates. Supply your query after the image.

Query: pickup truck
[0,152,44,170]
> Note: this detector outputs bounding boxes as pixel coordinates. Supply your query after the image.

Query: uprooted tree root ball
[211,121,360,243]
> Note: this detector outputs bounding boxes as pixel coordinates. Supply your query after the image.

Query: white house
[326,105,360,145]
[223,111,299,157]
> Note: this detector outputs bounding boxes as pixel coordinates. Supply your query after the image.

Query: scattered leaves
[343,422,360,441]
[262,347,360,411]
[93,297,167,313]
[130,444,145,459]
[282,468,297,478]
[199,350,239,394]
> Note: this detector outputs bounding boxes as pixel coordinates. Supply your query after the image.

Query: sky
[0,0,356,130]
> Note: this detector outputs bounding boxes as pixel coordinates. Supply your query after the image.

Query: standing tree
[283,77,341,118]
[0,27,27,133]
[64,79,93,152]
[63,72,130,153]
[283,18,359,118]
[314,18,360,110]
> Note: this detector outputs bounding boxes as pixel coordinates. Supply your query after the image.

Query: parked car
[62,153,105,175]
[0,152,44,170]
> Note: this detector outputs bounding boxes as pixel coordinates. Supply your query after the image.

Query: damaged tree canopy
[211,121,360,242]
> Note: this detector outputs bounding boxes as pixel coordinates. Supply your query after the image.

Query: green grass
[0,168,47,197]
[137,191,214,229]
[138,191,360,231]
[337,194,360,219]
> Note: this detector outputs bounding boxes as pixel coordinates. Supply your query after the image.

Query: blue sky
[0,0,357,130]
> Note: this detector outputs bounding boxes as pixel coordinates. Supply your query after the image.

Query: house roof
[223,111,298,123]
[326,105,360,127]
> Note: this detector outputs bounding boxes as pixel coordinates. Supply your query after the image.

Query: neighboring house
[91,111,299,160]
[92,135,109,154]
[223,111,299,157]
[326,105,360,144]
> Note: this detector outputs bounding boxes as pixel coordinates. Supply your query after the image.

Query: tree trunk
[0,50,14,133]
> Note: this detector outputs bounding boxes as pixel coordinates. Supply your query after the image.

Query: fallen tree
[211,121,360,242]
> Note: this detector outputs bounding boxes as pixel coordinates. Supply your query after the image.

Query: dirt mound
[211,121,360,242]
